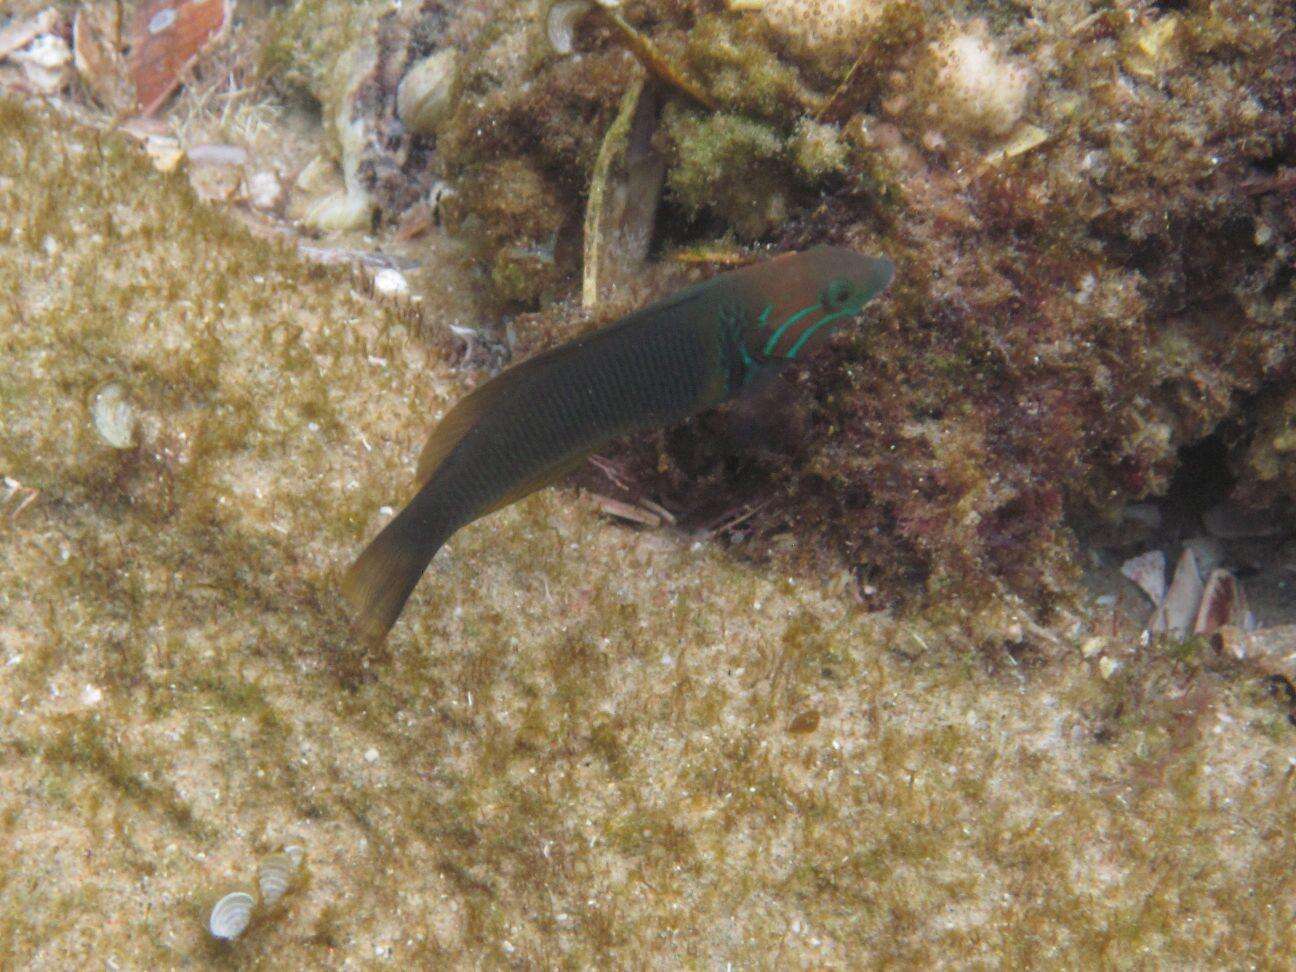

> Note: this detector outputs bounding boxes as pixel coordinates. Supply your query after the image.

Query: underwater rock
[789,118,849,180]
[758,0,885,74]
[1203,501,1288,540]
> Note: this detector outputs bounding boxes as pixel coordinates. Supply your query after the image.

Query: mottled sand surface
[2,98,1294,968]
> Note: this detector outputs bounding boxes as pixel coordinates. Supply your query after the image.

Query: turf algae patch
[1,96,1295,968]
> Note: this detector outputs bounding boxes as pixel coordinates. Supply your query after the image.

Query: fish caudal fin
[341,502,451,646]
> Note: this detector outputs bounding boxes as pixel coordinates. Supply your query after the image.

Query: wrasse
[343,246,894,643]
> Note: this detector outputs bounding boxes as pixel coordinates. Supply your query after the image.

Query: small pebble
[373,268,409,297]
[246,171,283,211]
[364,747,379,763]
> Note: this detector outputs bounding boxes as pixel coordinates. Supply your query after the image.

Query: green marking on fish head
[753,247,894,361]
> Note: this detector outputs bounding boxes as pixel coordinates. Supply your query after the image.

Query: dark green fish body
[344,246,893,643]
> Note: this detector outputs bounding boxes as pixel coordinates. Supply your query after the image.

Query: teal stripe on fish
[763,303,819,357]
[786,307,856,359]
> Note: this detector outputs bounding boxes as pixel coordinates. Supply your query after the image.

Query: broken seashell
[1080,636,1106,659]
[144,135,184,172]
[1121,550,1166,606]
[256,852,299,906]
[187,143,248,167]
[396,48,459,137]
[303,190,374,232]
[89,381,137,449]
[372,268,409,297]
[546,1,596,55]
[1150,547,1204,637]
[129,0,233,116]
[591,493,661,527]
[294,156,335,193]
[582,78,664,309]
[983,123,1050,165]
[0,9,58,62]
[245,170,283,211]
[1124,15,1180,80]
[11,34,72,94]
[208,891,255,940]
[1193,569,1247,637]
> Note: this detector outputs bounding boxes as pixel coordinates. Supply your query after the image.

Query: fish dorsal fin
[415,271,740,488]
[415,377,513,488]
[414,321,635,489]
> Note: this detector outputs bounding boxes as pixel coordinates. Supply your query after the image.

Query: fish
[343,246,894,644]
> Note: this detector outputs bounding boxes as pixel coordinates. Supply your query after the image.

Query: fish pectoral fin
[479,455,586,518]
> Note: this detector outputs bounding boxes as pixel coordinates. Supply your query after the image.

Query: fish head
[750,246,894,361]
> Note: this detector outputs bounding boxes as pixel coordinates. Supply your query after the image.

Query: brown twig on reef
[1241,168,1296,196]
[596,6,718,111]
[588,454,631,491]
[816,48,869,123]
[703,498,773,538]
[590,493,662,527]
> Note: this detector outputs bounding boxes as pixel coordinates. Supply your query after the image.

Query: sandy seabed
[1,97,1294,969]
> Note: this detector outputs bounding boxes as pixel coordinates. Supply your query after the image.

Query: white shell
[1150,547,1204,637]
[546,1,593,55]
[209,891,255,940]
[1120,550,1165,606]
[1193,569,1247,637]
[257,853,298,905]
[283,844,306,868]
[89,381,137,449]
[372,268,409,297]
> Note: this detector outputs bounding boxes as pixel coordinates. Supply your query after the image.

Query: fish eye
[822,278,854,310]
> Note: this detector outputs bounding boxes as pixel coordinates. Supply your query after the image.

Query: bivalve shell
[89,381,137,450]
[257,852,298,906]
[396,48,459,137]
[208,891,255,940]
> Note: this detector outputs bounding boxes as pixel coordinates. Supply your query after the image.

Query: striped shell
[257,852,298,905]
[208,891,255,940]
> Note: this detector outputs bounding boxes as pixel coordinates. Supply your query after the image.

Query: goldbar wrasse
[344,246,894,643]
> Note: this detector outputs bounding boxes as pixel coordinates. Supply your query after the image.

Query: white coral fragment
[931,26,1032,138]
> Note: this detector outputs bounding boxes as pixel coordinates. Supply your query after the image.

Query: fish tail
[341,498,452,646]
